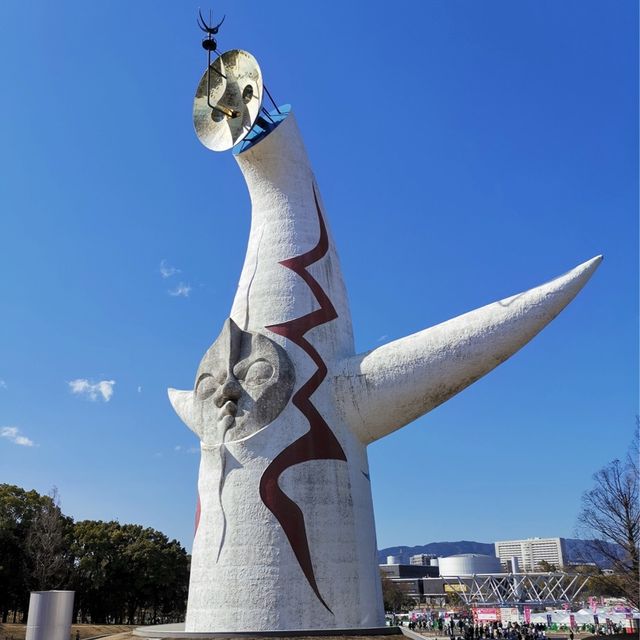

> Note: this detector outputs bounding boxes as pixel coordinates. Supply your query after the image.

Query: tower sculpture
[168,24,601,634]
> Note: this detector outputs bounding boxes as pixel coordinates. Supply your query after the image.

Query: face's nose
[214,375,242,408]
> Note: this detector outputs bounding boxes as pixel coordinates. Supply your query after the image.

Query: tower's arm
[332,255,602,445]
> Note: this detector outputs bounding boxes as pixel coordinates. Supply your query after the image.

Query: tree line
[0,484,189,625]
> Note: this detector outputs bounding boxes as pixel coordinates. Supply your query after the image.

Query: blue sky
[1,1,637,552]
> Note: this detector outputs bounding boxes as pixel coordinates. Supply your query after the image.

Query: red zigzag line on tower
[261,183,347,614]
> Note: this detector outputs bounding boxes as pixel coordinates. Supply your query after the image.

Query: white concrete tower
[168,46,601,633]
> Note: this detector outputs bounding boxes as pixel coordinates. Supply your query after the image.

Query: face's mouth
[220,400,237,418]
[217,400,238,437]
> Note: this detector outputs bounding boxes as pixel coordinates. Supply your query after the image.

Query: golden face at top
[193,49,263,152]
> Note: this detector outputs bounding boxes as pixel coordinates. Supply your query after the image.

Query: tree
[26,487,73,591]
[0,484,52,622]
[445,588,464,608]
[71,519,189,624]
[576,425,639,607]
[575,565,626,600]
[0,484,190,625]
[537,560,557,572]
[380,571,415,612]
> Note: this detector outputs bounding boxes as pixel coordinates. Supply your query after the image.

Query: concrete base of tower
[132,623,401,639]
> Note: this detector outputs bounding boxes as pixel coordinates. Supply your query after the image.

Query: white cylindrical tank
[438,554,501,576]
[510,556,520,573]
[25,591,74,640]
[387,555,401,564]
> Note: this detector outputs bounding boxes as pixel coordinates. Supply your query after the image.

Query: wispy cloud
[160,260,193,297]
[1,426,35,447]
[160,259,181,279]
[68,379,116,402]
[175,445,199,454]
[137,385,143,393]
[377,334,388,342]
[168,282,192,298]
[0,379,6,389]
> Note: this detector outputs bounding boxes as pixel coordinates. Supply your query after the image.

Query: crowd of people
[395,616,630,638]
[404,618,549,639]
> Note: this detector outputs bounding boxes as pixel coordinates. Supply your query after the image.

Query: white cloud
[377,334,388,342]
[160,259,180,279]
[137,385,143,393]
[168,282,192,298]
[0,379,6,389]
[1,426,35,447]
[68,379,116,402]
[174,445,199,454]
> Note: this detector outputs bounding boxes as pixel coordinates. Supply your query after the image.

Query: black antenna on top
[197,9,238,117]
[198,9,225,51]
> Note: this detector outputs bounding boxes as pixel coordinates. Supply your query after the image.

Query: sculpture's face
[193,318,295,445]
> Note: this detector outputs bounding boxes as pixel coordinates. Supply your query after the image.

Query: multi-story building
[494,537,566,572]
[410,553,436,566]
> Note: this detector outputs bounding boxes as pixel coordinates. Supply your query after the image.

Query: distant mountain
[378,541,494,564]
[564,538,623,569]
[378,538,620,568]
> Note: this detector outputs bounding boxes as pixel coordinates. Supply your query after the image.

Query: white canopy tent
[529,607,639,626]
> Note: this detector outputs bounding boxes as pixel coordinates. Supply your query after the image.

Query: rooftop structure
[410,553,436,566]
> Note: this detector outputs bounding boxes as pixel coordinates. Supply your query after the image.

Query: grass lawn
[0,623,135,639]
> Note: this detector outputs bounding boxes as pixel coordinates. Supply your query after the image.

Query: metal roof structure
[388,573,589,607]
[448,573,589,607]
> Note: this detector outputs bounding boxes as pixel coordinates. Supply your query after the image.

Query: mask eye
[239,359,273,387]
[196,374,218,400]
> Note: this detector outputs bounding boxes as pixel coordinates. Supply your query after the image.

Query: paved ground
[113,635,406,640]
[2,626,631,640]
[0,628,407,640]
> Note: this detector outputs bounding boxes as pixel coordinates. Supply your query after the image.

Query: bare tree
[26,487,71,591]
[379,570,415,613]
[577,424,639,607]
[537,559,557,572]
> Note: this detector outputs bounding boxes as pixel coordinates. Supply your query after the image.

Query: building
[438,553,501,576]
[494,537,567,572]
[410,553,437,566]
[379,563,439,579]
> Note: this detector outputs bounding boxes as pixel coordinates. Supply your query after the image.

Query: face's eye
[196,374,218,400]
[237,359,274,388]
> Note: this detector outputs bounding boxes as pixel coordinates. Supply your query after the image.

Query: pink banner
[473,608,500,622]
[524,608,531,624]
[569,614,576,629]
